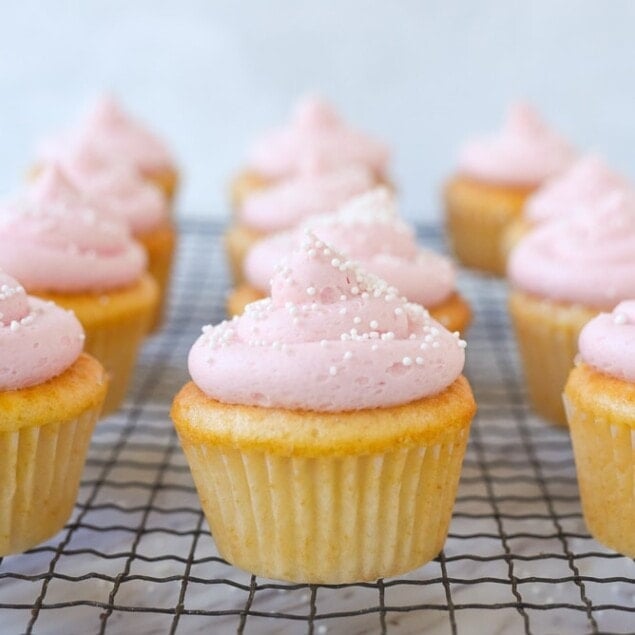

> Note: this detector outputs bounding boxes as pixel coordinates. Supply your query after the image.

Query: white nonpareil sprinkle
[402,356,413,366]
[394,307,404,316]
[320,339,328,348]
[370,320,379,329]
[10,320,20,332]
[343,351,353,360]
[614,312,628,325]
[353,316,362,325]
[306,286,316,296]
[458,339,467,349]
[416,356,424,365]
[329,366,338,376]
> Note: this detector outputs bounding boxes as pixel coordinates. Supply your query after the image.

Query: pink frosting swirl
[525,155,633,224]
[239,165,375,232]
[246,95,390,178]
[458,103,575,186]
[0,270,84,391]
[36,96,174,174]
[579,301,635,382]
[508,192,635,307]
[0,166,147,293]
[245,188,456,307]
[59,147,168,235]
[189,232,466,411]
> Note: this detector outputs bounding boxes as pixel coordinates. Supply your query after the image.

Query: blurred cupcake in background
[34,96,179,203]
[226,165,375,284]
[0,167,158,415]
[564,302,635,558]
[229,188,471,334]
[52,150,176,331]
[508,191,635,426]
[501,155,633,262]
[445,102,575,275]
[226,96,390,283]
[0,270,107,556]
[230,95,391,210]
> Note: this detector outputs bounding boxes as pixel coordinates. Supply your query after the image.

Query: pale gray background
[1,0,634,220]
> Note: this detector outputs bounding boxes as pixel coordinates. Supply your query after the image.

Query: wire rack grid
[0,219,633,635]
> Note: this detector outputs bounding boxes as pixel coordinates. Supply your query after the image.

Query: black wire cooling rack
[0,219,634,635]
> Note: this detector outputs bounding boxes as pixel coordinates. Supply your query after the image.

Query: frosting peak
[508,191,635,307]
[244,188,456,308]
[458,102,575,186]
[0,171,147,293]
[579,301,635,382]
[0,270,85,391]
[292,96,341,130]
[189,234,465,412]
[36,95,174,174]
[525,155,633,224]
[246,95,390,178]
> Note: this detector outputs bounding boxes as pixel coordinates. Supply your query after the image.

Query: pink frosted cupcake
[502,155,633,260]
[564,302,635,557]
[231,95,390,209]
[172,232,475,583]
[229,188,471,333]
[508,192,635,425]
[0,270,107,555]
[49,151,176,331]
[0,167,158,415]
[34,96,178,201]
[445,103,575,274]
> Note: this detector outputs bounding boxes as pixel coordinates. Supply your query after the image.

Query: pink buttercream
[36,96,174,174]
[58,147,168,235]
[458,103,575,186]
[189,232,466,411]
[0,270,84,391]
[578,301,635,383]
[244,188,456,307]
[240,165,375,232]
[508,192,635,307]
[246,96,390,179]
[0,166,147,293]
[525,155,633,224]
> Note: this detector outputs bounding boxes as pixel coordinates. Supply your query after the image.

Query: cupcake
[0,270,107,555]
[229,188,472,333]
[226,165,376,284]
[564,302,635,557]
[172,232,476,583]
[0,168,158,416]
[445,103,575,275]
[35,96,178,202]
[55,151,176,331]
[508,192,635,426]
[501,155,633,261]
[230,95,390,211]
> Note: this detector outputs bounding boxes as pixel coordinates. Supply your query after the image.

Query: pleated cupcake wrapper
[445,190,522,276]
[0,407,100,556]
[564,397,635,557]
[84,313,150,417]
[181,430,469,584]
[510,300,595,426]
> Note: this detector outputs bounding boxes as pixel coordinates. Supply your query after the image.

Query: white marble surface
[0,223,633,635]
[1,1,634,220]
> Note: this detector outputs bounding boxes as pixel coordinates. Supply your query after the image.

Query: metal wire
[0,219,633,635]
